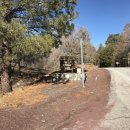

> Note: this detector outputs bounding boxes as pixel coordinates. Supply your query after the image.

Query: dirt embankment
[0,69,110,130]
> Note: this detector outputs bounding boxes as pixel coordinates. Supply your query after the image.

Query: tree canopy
[0,21,26,63]
[0,0,77,92]
[105,34,125,45]
[122,23,130,41]
[98,32,130,67]
[45,28,97,72]
[1,0,77,45]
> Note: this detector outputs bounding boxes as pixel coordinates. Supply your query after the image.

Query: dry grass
[0,64,96,109]
[0,84,48,109]
[76,63,97,72]
[85,63,97,72]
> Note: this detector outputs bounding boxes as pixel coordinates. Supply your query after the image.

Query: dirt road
[0,69,110,130]
[98,68,130,130]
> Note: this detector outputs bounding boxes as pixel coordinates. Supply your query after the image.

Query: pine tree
[0,0,77,92]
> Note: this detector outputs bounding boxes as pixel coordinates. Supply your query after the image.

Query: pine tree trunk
[1,41,12,93]
[1,65,12,93]
[1,9,14,93]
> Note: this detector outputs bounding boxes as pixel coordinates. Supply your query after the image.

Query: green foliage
[0,20,54,64]
[0,0,77,91]
[98,34,127,67]
[0,0,9,17]
[99,44,115,67]
[0,21,26,43]
[96,43,104,66]
[0,0,77,64]
[1,0,77,45]
[97,43,104,53]
[0,20,26,63]
[14,35,53,57]
[106,34,125,45]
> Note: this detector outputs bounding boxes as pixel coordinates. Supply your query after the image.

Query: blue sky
[74,0,130,48]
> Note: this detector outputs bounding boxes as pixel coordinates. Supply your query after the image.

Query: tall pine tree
[0,0,77,92]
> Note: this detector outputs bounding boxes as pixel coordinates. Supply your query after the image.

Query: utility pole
[80,38,85,88]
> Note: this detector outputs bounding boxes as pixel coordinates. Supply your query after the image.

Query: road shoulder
[0,69,111,130]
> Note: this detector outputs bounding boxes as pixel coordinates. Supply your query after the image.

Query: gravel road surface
[98,68,130,130]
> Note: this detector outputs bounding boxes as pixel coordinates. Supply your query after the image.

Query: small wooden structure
[60,56,77,71]
[51,56,82,83]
